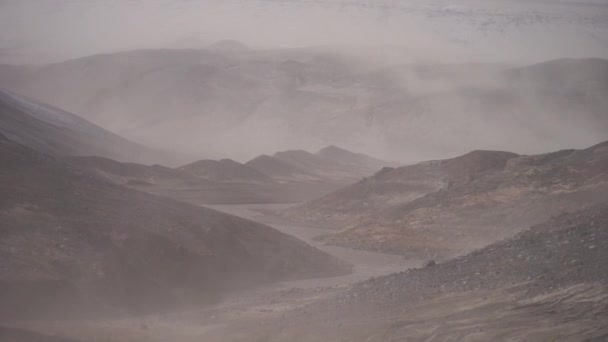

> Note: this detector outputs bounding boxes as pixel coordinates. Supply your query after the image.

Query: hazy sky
[1,0,607,64]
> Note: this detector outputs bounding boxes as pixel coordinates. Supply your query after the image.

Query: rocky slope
[0,133,351,320]
[287,149,519,227]
[252,202,608,342]
[287,141,608,258]
[0,89,169,165]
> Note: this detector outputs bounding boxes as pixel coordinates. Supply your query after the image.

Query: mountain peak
[317,145,349,155]
[209,40,248,52]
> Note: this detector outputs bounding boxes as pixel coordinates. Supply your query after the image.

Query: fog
[1,1,608,341]
[1,0,607,64]
[1,0,607,164]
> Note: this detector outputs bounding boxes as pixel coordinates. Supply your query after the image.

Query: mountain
[178,158,272,183]
[246,154,321,183]
[68,155,201,187]
[1,0,606,64]
[0,134,351,320]
[71,145,392,206]
[272,149,362,183]
[316,145,392,175]
[0,89,334,204]
[1,49,606,163]
[246,146,396,185]
[285,141,608,258]
[256,203,608,341]
[69,155,336,204]
[285,149,520,227]
[0,89,171,165]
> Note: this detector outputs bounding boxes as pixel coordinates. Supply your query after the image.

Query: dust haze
[0,1,607,341]
[1,0,607,163]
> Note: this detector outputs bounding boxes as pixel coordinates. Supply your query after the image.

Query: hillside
[0,133,351,320]
[245,154,321,183]
[0,90,170,165]
[1,50,606,162]
[254,203,608,341]
[69,155,339,204]
[316,145,392,175]
[286,141,608,258]
[287,149,518,227]
[246,146,395,185]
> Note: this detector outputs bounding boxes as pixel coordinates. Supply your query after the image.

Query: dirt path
[208,203,422,288]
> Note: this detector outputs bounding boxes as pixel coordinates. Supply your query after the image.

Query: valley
[1,1,607,339]
[6,202,605,342]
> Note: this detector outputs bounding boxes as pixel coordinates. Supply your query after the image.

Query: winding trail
[207,203,422,288]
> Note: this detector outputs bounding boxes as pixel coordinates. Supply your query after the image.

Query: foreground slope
[0,133,350,320]
[253,203,608,341]
[287,141,608,258]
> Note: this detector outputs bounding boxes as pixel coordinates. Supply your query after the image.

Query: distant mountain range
[0,89,392,204]
[72,145,394,205]
[1,49,606,163]
[1,0,606,63]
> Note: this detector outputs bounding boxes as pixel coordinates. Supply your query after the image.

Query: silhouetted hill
[0,89,171,165]
[246,146,395,185]
[316,145,393,174]
[246,154,320,182]
[0,136,351,320]
[2,50,605,162]
[68,155,198,187]
[178,158,272,183]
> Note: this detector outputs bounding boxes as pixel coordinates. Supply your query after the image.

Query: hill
[286,141,608,258]
[316,145,392,175]
[245,154,321,182]
[178,158,272,183]
[255,203,608,341]
[246,146,396,185]
[69,155,337,204]
[0,133,351,320]
[1,49,605,162]
[0,89,170,165]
